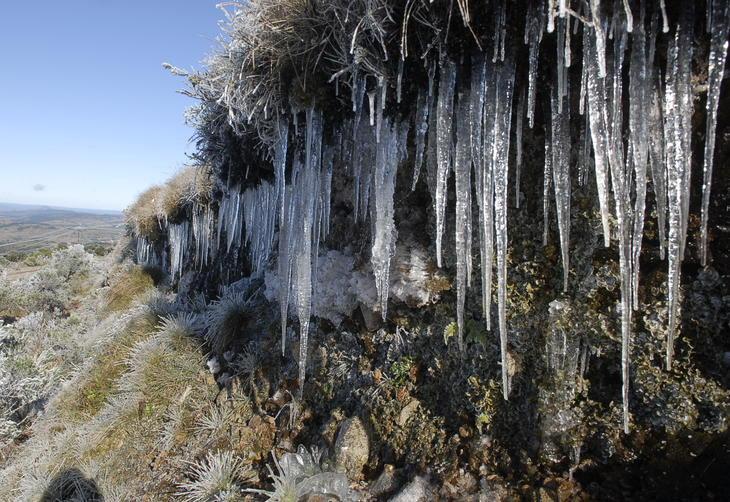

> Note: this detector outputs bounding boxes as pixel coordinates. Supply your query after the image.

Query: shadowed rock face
[125,0,730,498]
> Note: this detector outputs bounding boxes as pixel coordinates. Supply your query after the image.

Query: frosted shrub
[177,450,254,502]
[248,446,353,502]
[48,244,93,281]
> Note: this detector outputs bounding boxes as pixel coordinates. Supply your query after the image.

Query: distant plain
[0,203,124,255]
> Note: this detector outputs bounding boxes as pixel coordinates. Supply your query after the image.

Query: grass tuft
[177,450,255,502]
[103,265,155,313]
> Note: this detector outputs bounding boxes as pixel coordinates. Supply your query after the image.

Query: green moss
[390,356,415,388]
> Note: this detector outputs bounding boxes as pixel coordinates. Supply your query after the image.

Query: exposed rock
[369,464,401,498]
[333,416,369,479]
[398,399,420,427]
[390,475,435,502]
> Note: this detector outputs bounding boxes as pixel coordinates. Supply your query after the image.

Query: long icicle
[295,107,322,396]
[629,2,649,311]
[455,89,472,351]
[665,4,694,370]
[700,0,730,266]
[435,57,457,267]
[551,81,571,292]
[493,53,516,400]
[584,27,612,246]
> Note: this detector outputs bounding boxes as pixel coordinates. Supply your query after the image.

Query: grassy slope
[0,257,271,501]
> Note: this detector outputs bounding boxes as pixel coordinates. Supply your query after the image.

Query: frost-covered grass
[177,450,255,502]
[124,166,213,239]
[102,263,157,313]
[0,246,102,446]
[0,244,95,317]
[0,263,271,500]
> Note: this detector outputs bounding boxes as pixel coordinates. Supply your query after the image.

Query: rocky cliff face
[126,0,730,497]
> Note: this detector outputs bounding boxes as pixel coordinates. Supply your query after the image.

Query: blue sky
[0,1,223,211]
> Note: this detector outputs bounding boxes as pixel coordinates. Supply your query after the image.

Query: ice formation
[141,0,730,430]
[371,119,408,321]
[434,57,456,268]
[665,4,695,371]
[700,0,730,266]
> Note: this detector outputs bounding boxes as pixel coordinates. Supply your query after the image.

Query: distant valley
[0,202,124,254]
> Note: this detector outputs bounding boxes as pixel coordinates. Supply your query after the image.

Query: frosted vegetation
[0,251,361,500]
[121,0,730,434]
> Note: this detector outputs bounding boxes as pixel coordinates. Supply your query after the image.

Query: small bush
[177,450,254,502]
[84,243,113,256]
[206,292,253,355]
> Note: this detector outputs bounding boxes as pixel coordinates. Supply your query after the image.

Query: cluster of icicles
[143,0,729,433]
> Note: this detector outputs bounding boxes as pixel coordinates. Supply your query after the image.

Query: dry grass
[125,185,163,238]
[174,0,445,160]
[103,265,156,313]
[125,166,213,240]
[155,166,214,223]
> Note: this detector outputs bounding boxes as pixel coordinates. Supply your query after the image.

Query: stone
[398,398,421,426]
[369,464,401,498]
[390,475,434,502]
[333,416,369,479]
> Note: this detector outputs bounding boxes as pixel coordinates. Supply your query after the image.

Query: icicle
[665,5,695,371]
[584,28,612,246]
[294,107,323,396]
[413,63,437,191]
[605,22,633,435]
[376,77,386,143]
[565,15,572,68]
[526,3,543,128]
[275,119,290,354]
[371,119,407,321]
[589,0,608,78]
[515,88,525,208]
[493,0,507,62]
[358,124,376,222]
[169,221,190,280]
[470,53,486,180]
[577,112,591,186]
[557,17,567,110]
[192,203,214,269]
[700,0,730,266]
[659,0,669,33]
[543,124,553,247]
[217,187,245,255]
[472,55,492,332]
[368,91,376,127]
[455,90,472,352]
[242,182,278,276]
[321,144,334,241]
[479,59,495,332]
[622,0,633,32]
[411,87,431,190]
[551,84,571,292]
[648,79,667,259]
[579,36,588,116]
[396,58,404,104]
[435,58,457,268]
[547,0,557,33]
[351,71,361,112]
[630,2,649,311]
[493,54,516,400]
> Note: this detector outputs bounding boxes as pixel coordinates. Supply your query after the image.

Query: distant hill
[0,202,124,255]
[0,202,122,216]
